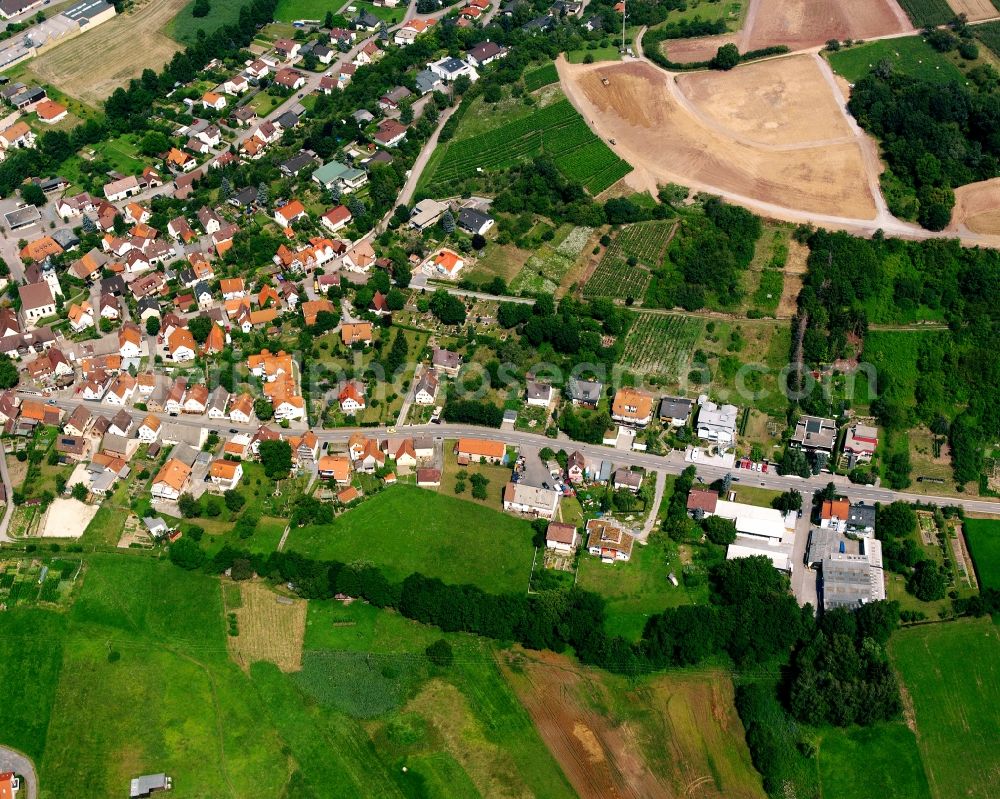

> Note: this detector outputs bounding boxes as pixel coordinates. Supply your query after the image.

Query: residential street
[19,391,1000,518]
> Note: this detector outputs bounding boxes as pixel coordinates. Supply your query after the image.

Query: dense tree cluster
[797,228,1000,484]
[647,198,762,310]
[788,603,901,726]
[848,29,1000,229]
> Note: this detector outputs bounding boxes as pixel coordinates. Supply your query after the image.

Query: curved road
[0,747,37,799]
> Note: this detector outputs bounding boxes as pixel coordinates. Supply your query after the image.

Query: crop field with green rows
[432,100,631,195]
[584,221,676,299]
[621,313,702,377]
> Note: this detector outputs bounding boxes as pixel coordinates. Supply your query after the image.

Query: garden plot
[39,498,98,539]
[584,220,676,300]
[621,313,702,378]
[510,226,594,294]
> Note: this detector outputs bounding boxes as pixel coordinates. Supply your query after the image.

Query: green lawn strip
[0,608,65,762]
[815,722,931,799]
[891,619,1000,799]
[285,485,536,593]
[963,517,1000,589]
[250,661,405,798]
[524,62,558,91]
[827,36,964,84]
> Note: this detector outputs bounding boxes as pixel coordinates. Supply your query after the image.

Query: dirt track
[951,177,1000,235]
[559,56,878,219]
[31,0,187,105]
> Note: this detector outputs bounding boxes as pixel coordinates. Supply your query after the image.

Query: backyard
[285,485,537,592]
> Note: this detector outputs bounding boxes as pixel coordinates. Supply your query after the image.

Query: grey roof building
[846,501,877,534]
[790,415,838,454]
[658,396,693,425]
[567,377,602,407]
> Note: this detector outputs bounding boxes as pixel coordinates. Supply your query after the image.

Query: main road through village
[19,393,1000,516]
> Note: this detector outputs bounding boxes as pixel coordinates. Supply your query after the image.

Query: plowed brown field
[951,177,1000,235]
[31,0,187,105]
[500,649,765,799]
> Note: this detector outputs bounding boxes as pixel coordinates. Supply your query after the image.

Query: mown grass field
[891,619,1000,799]
[576,528,702,640]
[6,555,291,799]
[286,485,536,592]
[169,0,247,44]
[963,517,1000,589]
[816,722,931,799]
[828,35,965,84]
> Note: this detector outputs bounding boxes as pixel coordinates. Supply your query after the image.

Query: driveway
[0,747,37,799]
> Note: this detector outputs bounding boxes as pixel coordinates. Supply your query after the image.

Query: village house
[151,458,192,500]
[274,199,307,227]
[341,321,373,347]
[317,454,351,483]
[790,415,839,457]
[137,414,161,443]
[587,518,634,562]
[696,400,739,445]
[545,521,579,552]
[843,423,878,465]
[658,396,693,427]
[455,438,505,465]
[611,387,655,427]
[431,347,462,376]
[503,481,560,519]
[526,380,554,407]
[209,459,243,491]
[339,380,366,414]
[413,370,439,405]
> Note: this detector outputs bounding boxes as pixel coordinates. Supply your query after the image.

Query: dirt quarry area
[945,0,999,21]
[744,0,912,51]
[664,33,739,64]
[559,57,877,220]
[951,178,1000,235]
[31,0,187,105]
[676,57,853,144]
[500,649,765,799]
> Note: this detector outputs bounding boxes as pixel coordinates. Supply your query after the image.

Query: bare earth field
[30,0,187,105]
[951,177,1000,234]
[664,34,739,64]
[558,56,878,221]
[228,581,307,672]
[945,0,999,21]
[500,649,765,799]
[677,56,853,145]
[743,0,912,51]
[777,236,808,317]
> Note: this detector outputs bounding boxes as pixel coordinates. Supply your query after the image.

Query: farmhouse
[503,481,560,518]
[545,521,579,552]
[455,438,505,465]
[586,518,633,562]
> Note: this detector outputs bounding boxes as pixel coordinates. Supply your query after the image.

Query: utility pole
[621,0,627,53]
